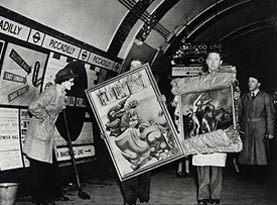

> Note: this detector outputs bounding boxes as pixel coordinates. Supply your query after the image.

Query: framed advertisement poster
[85,64,183,181]
[0,42,48,106]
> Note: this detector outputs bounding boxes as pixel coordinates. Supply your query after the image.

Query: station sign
[0,16,30,41]
[42,34,81,58]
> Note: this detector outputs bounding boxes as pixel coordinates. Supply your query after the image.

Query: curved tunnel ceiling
[108,0,276,93]
[2,0,276,59]
[219,19,276,42]
[108,0,276,59]
[1,0,276,88]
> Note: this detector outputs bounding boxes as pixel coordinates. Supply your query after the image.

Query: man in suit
[238,74,275,181]
[192,50,229,205]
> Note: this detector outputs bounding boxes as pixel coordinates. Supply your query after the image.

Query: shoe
[184,171,193,177]
[176,171,184,177]
[210,199,220,205]
[139,198,149,203]
[197,199,208,205]
[78,190,91,199]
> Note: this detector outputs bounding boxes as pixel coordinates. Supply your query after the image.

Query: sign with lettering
[0,108,23,170]
[172,66,203,77]
[0,16,30,41]
[56,145,95,161]
[42,34,81,58]
[8,85,29,102]
[3,71,26,84]
[0,42,48,106]
[9,48,32,74]
[88,53,115,70]
[173,42,225,57]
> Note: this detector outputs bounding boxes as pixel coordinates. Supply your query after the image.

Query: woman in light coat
[23,63,78,205]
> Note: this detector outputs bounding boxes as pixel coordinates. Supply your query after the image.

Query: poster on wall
[0,10,122,170]
[19,108,31,167]
[0,42,48,106]
[85,64,183,181]
[54,121,95,162]
[0,107,23,170]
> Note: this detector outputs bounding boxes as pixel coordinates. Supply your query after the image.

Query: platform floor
[15,162,277,205]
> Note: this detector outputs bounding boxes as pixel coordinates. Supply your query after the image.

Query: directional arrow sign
[8,85,29,102]
[9,49,31,74]
[3,71,26,83]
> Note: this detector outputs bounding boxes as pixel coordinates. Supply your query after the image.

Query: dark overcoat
[238,90,275,165]
[23,85,66,163]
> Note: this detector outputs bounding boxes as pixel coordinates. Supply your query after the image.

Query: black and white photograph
[0,1,276,205]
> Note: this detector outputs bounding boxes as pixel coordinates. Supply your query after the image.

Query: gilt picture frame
[85,64,183,181]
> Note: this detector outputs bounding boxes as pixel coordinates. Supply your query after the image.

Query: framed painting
[85,64,183,181]
[179,85,241,155]
[180,87,235,137]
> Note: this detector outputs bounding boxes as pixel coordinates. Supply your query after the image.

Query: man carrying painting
[171,49,241,205]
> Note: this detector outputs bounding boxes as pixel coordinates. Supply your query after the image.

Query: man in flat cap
[238,72,275,181]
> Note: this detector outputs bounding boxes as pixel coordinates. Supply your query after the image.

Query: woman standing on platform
[23,63,78,205]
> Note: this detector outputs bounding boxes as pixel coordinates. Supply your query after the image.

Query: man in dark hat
[238,72,275,181]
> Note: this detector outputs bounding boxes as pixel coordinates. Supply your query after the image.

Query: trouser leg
[197,166,210,201]
[29,158,42,202]
[29,158,52,203]
[232,156,240,174]
[138,172,151,202]
[177,161,183,173]
[185,158,191,174]
[48,156,63,199]
[210,167,223,200]
[121,177,139,204]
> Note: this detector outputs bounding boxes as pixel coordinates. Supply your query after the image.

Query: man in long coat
[238,75,275,179]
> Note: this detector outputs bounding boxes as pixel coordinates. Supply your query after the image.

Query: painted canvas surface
[180,87,235,139]
[86,64,183,181]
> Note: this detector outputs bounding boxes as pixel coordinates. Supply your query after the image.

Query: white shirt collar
[251,89,260,97]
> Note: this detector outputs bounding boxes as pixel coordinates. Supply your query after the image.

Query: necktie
[251,92,255,100]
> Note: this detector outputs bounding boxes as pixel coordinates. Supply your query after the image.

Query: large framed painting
[85,64,183,181]
[180,87,235,138]
[177,78,242,156]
